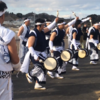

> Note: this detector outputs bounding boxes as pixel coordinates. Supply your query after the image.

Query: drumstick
[51,52,54,57]
[57,10,59,17]
[72,11,77,17]
[89,19,92,26]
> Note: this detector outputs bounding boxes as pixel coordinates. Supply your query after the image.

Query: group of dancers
[0,1,100,100]
[18,11,100,90]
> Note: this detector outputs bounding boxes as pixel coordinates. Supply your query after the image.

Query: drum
[43,57,57,71]
[97,43,100,50]
[60,49,74,62]
[78,49,87,59]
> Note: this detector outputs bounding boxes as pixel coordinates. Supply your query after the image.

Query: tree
[16,13,23,18]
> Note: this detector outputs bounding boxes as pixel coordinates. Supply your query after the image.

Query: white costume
[19,24,30,63]
[88,26,99,62]
[0,24,20,100]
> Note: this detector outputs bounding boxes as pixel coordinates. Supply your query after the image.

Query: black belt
[0,71,12,78]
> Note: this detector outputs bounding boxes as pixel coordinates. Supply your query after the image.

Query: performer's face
[58,24,64,30]
[78,23,81,28]
[84,24,87,27]
[95,25,99,30]
[97,25,100,30]
[26,20,30,26]
[40,23,45,30]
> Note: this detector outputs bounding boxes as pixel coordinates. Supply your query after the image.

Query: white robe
[0,24,15,100]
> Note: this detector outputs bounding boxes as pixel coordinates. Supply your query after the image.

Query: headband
[57,22,66,26]
[0,9,6,16]
[46,21,51,24]
[24,19,30,23]
[35,22,45,25]
[94,23,99,26]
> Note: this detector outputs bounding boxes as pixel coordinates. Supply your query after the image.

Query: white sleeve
[67,18,76,26]
[81,17,90,23]
[72,39,77,50]
[3,29,15,45]
[47,20,56,30]
[49,41,53,50]
[29,47,38,60]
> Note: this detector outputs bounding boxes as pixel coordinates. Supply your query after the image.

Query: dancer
[88,23,100,64]
[21,17,59,90]
[68,20,82,71]
[48,17,79,78]
[17,18,30,63]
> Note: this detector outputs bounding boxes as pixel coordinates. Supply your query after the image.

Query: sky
[2,0,100,19]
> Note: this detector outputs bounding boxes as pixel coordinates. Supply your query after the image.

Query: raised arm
[64,17,79,29]
[43,17,59,33]
[81,17,91,23]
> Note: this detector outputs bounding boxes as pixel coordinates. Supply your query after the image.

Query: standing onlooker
[0,1,21,100]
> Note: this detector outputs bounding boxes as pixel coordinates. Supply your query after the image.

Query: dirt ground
[10,27,100,100]
[12,55,100,100]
